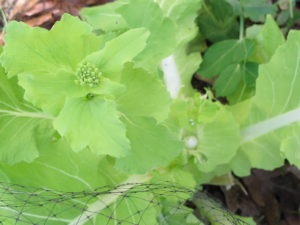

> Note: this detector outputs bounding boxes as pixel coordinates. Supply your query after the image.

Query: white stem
[241,107,300,144]
[68,174,151,225]
[161,55,182,99]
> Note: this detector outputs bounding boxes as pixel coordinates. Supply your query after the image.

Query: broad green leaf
[1,14,103,78]
[80,0,129,32]
[241,0,276,21]
[214,64,243,97]
[81,0,176,71]
[117,0,177,70]
[0,136,133,225]
[95,191,158,225]
[244,62,259,87]
[281,125,300,168]
[166,99,191,134]
[220,63,257,104]
[226,82,255,105]
[0,129,156,225]
[229,151,252,177]
[196,105,241,172]
[254,31,300,116]
[1,14,107,116]
[214,62,258,102]
[152,168,196,189]
[0,68,53,164]
[18,69,83,115]
[247,15,285,64]
[170,96,240,173]
[54,97,130,157]
[116,117,183,174]
[235,31,300,172]
[197,0,239,42]
[198,39,254,78]
[116,64,170,121]
[86,28,150,76]
[18,69,125,116]
[156,0,202,44]
[0,140,126,191]
[227,98,252,125]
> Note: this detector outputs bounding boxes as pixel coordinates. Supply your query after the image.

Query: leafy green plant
[0,0,300,224]
[0,14,184,174]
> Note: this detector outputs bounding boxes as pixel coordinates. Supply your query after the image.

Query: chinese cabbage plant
[0,0,300,224]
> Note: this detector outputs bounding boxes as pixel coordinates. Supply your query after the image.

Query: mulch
[204,165,300,225]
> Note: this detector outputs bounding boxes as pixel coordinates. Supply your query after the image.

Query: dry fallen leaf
[0,0,114,44]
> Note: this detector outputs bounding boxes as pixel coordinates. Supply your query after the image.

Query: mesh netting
[0,182,250,225]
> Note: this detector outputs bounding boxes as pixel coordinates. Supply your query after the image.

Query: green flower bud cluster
[76,62,101,87]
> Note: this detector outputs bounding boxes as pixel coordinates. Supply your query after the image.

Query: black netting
[0,182,250,225]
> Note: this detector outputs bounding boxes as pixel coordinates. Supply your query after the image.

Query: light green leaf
[169,96,240,173]
[198,39,254,78]
[54,97,130,157]
[86,28,150,76]
[156,0,202,44]
[80,0,129,32]
[117,0,177,70]
[0,136,132,225]
[155,0,203,96]
[151,168,196,189]
[116,117,183,174]
[1,14,103,78]
[281,125,300,168]
[247,15,285,64]
[228,150,252,177]
[18,69,83,115]
[1,14,106,116]
[236,31,300,172]
[196,104,241,172]
[0,140,126,191]
[0,128,156,225]
[18,69,125,116]
[0,68,53,164]
[254,31,300,116]
[117,64,170,121]
[81,0,176,71]
[95,191,158,225]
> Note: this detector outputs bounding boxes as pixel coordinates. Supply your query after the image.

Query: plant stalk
[68,174,152,225]
[239,15,244,41]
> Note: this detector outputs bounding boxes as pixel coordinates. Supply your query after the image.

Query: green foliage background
[0,0,299,224]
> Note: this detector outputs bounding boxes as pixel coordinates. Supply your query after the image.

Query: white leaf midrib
[0,109,54,120]
[68,174,151,225]
[241,107,300,144]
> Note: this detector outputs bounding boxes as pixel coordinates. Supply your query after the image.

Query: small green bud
[76,62,101,87]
